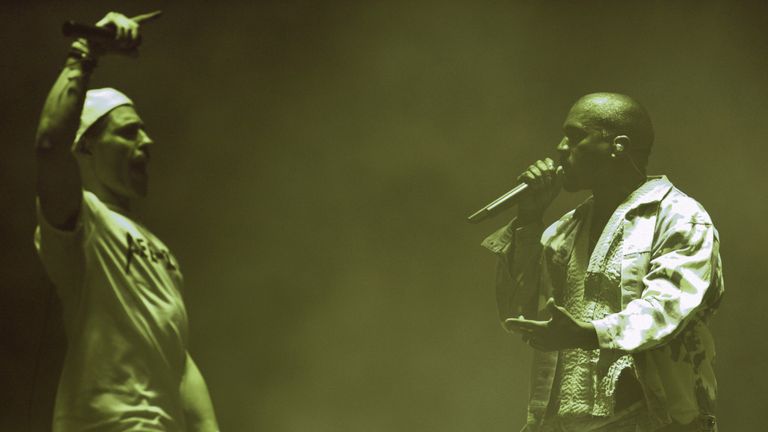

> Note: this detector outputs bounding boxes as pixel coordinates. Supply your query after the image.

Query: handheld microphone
[467,165,562,224]
[62,21,143,46]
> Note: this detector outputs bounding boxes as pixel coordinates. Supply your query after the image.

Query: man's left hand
[504,298,600,351]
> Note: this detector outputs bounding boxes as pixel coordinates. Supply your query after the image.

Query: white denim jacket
[482,176,723,431]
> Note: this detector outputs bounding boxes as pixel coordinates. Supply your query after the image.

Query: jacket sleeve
[591,199,723,353]
[482,218,545,323]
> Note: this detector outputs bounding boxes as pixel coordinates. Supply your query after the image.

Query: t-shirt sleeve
[34,193,97,302]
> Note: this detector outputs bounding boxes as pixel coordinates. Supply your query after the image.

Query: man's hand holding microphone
[68,11,162,68]
[515,157,562,225]
[466,157,563,224]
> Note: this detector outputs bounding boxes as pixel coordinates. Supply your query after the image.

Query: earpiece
[611,135,629,158]
[610,134,645,180]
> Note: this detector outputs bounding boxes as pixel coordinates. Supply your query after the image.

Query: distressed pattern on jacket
[482,176,724,431]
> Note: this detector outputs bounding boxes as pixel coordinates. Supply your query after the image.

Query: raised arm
[35,11,158,229]
[35,38,94,230]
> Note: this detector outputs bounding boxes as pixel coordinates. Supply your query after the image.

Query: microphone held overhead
[467,165,562,224]
[62,21,143,46]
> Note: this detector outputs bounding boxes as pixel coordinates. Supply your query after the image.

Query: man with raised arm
[34,11,218,432]
[483,93,723,431]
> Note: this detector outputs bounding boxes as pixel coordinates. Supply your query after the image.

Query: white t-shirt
[35,191,189,432]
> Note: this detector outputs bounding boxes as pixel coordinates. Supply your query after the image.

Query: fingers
[504,317,548,334]
[131,10,163,24]
[517,158,559,189]
[116,15,139,46]
[95,12,114,28]
[546,297,556,311]
[547,298,564,321]
[93,11,148,53]
[536,158,558,188]
[534,160,552,187]
[517,164,542,187]
[511,315,558,351]
[547,298,576,323]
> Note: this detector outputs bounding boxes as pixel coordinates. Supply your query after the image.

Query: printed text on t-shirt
[125,232,177,273]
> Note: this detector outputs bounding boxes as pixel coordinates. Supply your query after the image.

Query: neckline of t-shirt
[102,201,149,228]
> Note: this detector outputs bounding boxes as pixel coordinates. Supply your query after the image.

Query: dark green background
[1,1,766,430]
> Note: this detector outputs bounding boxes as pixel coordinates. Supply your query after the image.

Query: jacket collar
[622,175,673,218]
[573,175,672,219]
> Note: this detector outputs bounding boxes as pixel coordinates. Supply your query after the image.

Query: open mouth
[130,159,148,174]
[131,148,150,169]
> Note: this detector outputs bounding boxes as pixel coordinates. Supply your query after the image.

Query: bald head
[570,93,654,154]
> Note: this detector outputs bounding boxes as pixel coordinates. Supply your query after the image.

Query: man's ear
[613,135,631,154]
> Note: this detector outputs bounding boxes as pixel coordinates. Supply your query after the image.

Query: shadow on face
[556,93,653,192]
[82,105,154,200]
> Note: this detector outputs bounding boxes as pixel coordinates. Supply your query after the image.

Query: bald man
[34,11,218,432]
[483,93,722,432]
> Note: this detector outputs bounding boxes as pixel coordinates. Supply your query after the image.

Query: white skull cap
[73,88,133,151]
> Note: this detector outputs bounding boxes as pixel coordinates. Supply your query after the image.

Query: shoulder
[658,185,714,227]
[653,184,721,251]
[82,190,108,216]
[80,191,128,231]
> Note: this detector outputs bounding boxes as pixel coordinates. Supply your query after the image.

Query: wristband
[67,39,98,72]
